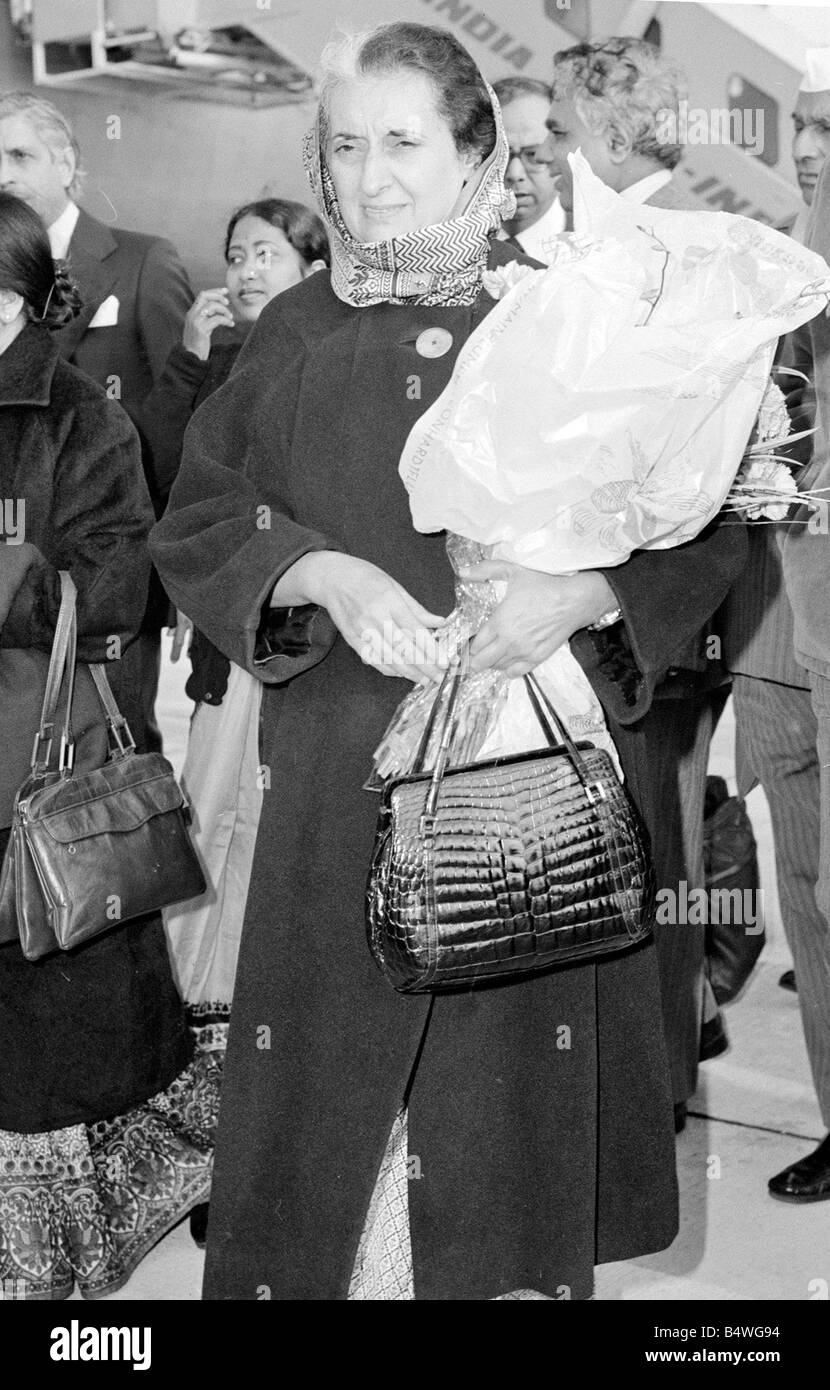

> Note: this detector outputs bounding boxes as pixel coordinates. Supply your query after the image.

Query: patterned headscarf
[303,78,515,308]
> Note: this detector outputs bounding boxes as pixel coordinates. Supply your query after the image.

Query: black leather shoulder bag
[0,572,205,960]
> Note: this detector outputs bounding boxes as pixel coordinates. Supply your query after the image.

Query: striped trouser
[733,674,830,1126]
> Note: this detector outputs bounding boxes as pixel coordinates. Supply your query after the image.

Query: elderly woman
[151,22,745,1301]
[0,192,218,1300]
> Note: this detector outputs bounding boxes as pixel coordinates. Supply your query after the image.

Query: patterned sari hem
[0,1028,222,1301]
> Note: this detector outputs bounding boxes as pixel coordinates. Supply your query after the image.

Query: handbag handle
[417,651,607,833]
[89,663,137,758]
[30,571,136,778]
[31,571,78,777]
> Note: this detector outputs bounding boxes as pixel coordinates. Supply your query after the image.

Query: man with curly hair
[537,36,731,1134]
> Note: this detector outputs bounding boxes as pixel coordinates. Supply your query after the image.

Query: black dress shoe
[779,969,797,993]
[189,1202,209,1247]
[699,1012,729,1061]
[673,1101,687,1134]
[769,1134,830,1202]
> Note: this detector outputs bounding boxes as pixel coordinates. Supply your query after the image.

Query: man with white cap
[720,44,830,1031]
[790,46,830,240]
[757,48,830,1204]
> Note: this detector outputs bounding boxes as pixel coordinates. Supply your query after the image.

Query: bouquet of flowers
[724,372,828,522]
[371,154,830,782]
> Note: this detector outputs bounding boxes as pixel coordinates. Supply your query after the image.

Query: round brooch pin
[415,327,453,358]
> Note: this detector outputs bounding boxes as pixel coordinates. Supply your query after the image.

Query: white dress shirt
[513,196,567,263]
[47,201,80,260]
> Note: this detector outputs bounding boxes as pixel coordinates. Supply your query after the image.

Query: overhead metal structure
[26,1,315,106]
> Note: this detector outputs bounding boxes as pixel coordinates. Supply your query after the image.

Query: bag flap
[26,756,185,843]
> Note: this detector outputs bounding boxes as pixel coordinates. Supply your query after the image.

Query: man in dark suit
[537,36,731,1129]
[0,90,193,751]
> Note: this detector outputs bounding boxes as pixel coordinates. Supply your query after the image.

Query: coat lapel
[52,210,118,361]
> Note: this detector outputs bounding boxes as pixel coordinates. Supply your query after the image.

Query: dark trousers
[611,689,725,1105]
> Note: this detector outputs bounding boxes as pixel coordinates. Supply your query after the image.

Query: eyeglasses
[506,145,548,170]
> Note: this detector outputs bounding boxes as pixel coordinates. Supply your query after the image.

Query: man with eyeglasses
[492,77,566,258]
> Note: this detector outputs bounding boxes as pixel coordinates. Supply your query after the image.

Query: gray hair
[0,91,83,196]
[318,21,496,159]
[552,37,686,170]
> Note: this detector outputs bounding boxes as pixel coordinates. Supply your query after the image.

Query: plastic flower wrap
[369,535,508,785]
[371,154,830,783]
[399,152,830,573]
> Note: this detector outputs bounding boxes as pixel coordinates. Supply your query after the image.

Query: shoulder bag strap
[89,663,137,758]
[31,570,78,777]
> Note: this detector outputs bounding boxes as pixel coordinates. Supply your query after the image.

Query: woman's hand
[182,289,235,361]
[271,551,448,683]
[460,559,617,677]
[168,609,193,663]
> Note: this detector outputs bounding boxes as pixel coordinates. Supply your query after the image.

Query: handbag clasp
[58,734,75,774]
[31,725,53,777]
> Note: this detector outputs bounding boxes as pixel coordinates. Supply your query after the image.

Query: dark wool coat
[151,241,745,1301]
[0,323,156,823]
[0,323,190,1131]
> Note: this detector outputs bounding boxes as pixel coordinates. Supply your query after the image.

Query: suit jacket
[629,172,738,698]
[781,156,830,679]
[641,177,702,212]
[716,233,811,689]
[718,528,808,687]
[53,208,193,436]
[53,207,193,628]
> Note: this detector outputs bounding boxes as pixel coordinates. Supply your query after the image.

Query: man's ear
[54,143,76,193]
[607,123,634,166]
[302,259,328,277]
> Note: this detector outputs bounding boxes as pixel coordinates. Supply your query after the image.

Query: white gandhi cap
[800,48,830,93]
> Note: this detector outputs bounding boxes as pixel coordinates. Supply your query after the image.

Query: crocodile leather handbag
[366,659,655,994]
[0,572,205,961]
